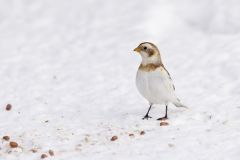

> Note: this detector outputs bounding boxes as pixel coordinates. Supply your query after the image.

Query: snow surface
[1,0,240,159]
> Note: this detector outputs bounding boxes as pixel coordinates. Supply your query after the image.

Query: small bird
[134,42,187,120]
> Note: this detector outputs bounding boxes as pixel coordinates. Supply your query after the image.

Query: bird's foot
[157,116,168,121]
[142,114,152,120]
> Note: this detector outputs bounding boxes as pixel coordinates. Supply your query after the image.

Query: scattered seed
[160,122,169,126]
[9,141,18,148]
[41,154,48,159]
[30,148,38,153]
[129,133,134,137]
[49,150,54,156]
[140,131,145,135]
[6,104,12,111]
[110,136,118,141]
[2,136,10,141]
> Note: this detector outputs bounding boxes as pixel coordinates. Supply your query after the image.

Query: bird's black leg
[142,104,152,120]
[157,105,168,120]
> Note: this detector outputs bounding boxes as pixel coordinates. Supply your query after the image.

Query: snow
[1,0,240,159]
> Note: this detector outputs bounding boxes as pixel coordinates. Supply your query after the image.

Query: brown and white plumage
[134,42,187,120]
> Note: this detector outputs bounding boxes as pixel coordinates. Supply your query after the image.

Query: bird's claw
[142,115,152,120]
[157,116,168,121]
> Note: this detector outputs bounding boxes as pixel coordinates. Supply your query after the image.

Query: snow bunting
[134,42,187,120]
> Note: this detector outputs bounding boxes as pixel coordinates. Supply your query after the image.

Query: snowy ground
[1,0,240,159]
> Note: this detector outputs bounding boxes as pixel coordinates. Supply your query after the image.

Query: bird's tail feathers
[173,100,188,109]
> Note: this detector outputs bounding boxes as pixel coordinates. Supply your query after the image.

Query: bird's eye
[143,47,147,50]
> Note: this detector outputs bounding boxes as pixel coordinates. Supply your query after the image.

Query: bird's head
[134,42,162,65]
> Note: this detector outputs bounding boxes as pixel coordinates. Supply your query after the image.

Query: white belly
[136,68,176,104]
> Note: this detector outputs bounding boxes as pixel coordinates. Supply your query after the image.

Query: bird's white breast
[136,67,176,104]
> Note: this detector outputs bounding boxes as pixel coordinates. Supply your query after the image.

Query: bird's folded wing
[159,66,176,92]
